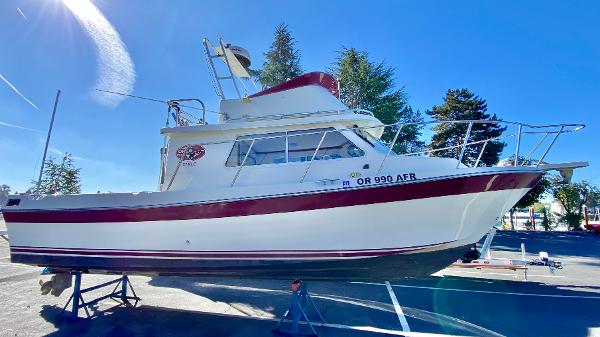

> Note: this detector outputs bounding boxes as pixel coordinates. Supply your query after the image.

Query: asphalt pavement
[0,230,599,337]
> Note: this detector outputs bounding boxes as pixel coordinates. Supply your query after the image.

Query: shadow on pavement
[146,274,600,337]
[39,303,398,337]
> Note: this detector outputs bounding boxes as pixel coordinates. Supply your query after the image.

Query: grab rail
[159,118,584,189]
[165,107,377,126]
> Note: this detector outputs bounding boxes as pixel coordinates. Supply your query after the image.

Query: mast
[37,89,61,189]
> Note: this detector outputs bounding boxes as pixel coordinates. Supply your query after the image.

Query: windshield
[353,128,395,155]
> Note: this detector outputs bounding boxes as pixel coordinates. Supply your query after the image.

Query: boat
[1,39,586,280]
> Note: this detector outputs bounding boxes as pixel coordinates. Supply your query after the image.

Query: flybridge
[161,38,349,127]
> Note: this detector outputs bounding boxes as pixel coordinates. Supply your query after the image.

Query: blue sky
[0,0,598,193]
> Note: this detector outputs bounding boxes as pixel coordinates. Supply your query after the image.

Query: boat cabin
[158,72,458,192]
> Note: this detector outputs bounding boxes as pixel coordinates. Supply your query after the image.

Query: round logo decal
[176,144,206,161]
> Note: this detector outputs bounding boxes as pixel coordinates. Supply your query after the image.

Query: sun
[62,0,97,21]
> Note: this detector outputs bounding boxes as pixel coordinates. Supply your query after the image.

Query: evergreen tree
[332,47,424,153]
[30,154,81,194]
[427,89,506,166]
[258,23,303,88]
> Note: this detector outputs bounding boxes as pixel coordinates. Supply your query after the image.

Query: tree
[30,154,82,195]
[427,89,506,166]
[586,188,600,209]
[332,47,424,153]
[515,176,550,210]
[0,184,10,206]
[506,175,550,230]
[549,177,599,231]
[258,23,303,88]
[533,202,554,231]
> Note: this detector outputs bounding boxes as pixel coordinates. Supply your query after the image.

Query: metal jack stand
[61,272,140,319]
[273,280,326,337]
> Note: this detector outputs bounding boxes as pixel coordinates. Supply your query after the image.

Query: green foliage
[586,188,600,209]
[258,23,303,88]
[532,202,545,213]
[332,47,424,153]
[30,154,81,195]
[533,202,554,231]
[427,89,506,166]
[524,219,534,231]
[549,177,599,231]
[514,175,550,209]
[0,184,10,205]
[542,209,552,231]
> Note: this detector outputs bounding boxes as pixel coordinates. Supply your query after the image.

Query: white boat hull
[3,171,540,280]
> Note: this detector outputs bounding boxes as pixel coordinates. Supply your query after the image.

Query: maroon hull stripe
[10,241,453,259]
[3,172,541,224]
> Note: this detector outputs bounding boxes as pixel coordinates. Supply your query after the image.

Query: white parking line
[353,281,600,300]
[201,307,456,337]
[385,281,411,332]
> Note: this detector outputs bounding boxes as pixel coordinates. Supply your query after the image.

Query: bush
[561,213,583,231]
[524,220,534,231]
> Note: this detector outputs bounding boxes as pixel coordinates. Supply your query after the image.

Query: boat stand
[60,272,140,319]
[273,280,326,337]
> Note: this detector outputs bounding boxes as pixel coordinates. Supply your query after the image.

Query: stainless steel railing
[161,117,584,189]
[229,120,583,187]
[165,107,375,127]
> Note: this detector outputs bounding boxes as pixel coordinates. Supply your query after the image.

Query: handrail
[224,108,373,123]
[158,118,584,188]
[165,107,377,125]
[168,120,582,151]
[515,124,522,166]
[523,133,548,163]
[230,138,256,187]
[456,122,473,168]
[536,126,564,166]
[166,99,207,127]
[300,131,329,183]
[405,133,516,157]
[474,140,488,167]
[377,124,403,174]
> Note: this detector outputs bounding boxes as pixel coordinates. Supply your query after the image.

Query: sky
[0,0,599,194]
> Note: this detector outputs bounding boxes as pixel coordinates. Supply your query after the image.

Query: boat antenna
[95,89,216,113]
[95,89,169,104]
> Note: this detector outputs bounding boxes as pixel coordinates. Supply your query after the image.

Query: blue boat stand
[60,271,140,319]
[273,280,326,337]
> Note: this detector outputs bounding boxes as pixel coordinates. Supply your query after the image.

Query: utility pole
[36,90,61,190]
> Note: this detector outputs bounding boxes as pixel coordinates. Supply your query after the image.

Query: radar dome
[228,45,251,69]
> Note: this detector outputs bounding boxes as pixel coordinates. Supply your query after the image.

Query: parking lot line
[385,280,411,332]
[192,307,457,337]
[352,282,600,300]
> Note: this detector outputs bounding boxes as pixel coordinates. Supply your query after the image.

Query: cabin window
[226,132,286,167]
[226,128,364,167]
[354,127,395,155]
